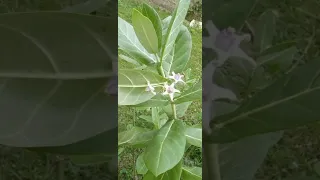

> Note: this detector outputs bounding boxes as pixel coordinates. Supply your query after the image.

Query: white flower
[145,81,156,95]
[203,20,255,66]
[162,82,180,101]
[168,71,185,84]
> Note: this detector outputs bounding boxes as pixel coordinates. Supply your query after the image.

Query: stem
[171,103,177,119]
[203,143,221,180]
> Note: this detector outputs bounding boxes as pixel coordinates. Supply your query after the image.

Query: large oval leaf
[118,17,156,65]
[0,12,117,149]
[208,58,320,143]
[118,69,167,105]
[181,166,202,180]
[143,160,183,179]
[171,25,192,73]
[160,0,191,68]
[132,9,159,54]
[144,120,186,176]
[28,128,117,155]
[141,3,163,51]
[136,152,148,175]
[185,127,201,148]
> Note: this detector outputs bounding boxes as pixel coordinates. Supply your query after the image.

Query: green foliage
[203,0,320,179]
[118,0,202,179]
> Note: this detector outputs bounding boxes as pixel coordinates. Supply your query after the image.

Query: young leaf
[253,10,277,52]
[141,3,163,50]
[181,166,202,180]
[186,127,202,147]
[132,9,159,54]
[144,120,186,176]
[118,17,156,65]
[136,152,148,175]
[174,81,202,104]
[160,0,191,67]
[208,58,320,143]
[0,12,117,152]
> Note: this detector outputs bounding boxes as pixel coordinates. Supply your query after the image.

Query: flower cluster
[145,71,185,101]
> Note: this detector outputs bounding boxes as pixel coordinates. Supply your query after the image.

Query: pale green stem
[203,143,221,180]
[171,103,177,119]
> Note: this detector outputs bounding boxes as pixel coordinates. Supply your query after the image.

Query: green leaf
[186,127,202,147]
[118,127,157,147]
[218,132,282,180]
[133,94,170,107]
[253,10,277,52]
[132,9,159,54]
[210,0,257,30]
[181,166,202,180]
[118,69,167,105]
[28,128,117,155]
[162,25,192,76]
[171,25,192,73]
[160,0,191,71]
[163,101,192,118]
[208,58,320,143]
[69,154,111,165]
[119,54,141,66]
[0,12,117,153]
[61,0,107,13]
[141,3,163,50]
[118,17,156,65]
[257,46,297,72]
[136,152,148,175]
[144,160,183,179]
[119,69,166,87]
[144,120,186,176]
[174,81,202,104]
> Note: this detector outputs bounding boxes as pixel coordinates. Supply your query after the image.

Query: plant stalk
[171,103,177,119]
[203,143,221,180]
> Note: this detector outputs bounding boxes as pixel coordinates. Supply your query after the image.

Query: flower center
[167,86,174,93]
